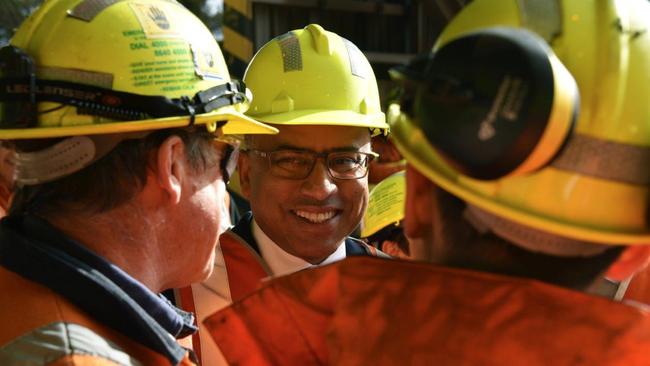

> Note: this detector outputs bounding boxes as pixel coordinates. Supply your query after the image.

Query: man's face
[170,141,232,285]
[240,125,372,264]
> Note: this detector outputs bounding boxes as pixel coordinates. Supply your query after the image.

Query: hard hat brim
[250,109,388,131]
[0,106,278,139]
[361,171,406,238]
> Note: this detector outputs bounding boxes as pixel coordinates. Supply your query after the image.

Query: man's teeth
[295,210,335,223]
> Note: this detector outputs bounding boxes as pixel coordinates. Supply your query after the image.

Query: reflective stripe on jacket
[204,256,650,366]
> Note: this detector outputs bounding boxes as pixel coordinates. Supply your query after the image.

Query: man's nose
[299,159,337,200]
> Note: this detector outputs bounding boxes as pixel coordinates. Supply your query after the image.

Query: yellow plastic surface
[243,24,388,133]
[3,0,277,138]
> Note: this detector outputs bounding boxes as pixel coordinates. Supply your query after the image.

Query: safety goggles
[0,45,249,128]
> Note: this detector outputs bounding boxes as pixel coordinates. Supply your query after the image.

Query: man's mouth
[293,210,337,224]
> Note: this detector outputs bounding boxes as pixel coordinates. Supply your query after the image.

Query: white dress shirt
[252,218,347,277]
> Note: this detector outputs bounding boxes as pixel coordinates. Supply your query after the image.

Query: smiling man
[241,124,376,267]
[200,1,650,364]
[186,24,390,365]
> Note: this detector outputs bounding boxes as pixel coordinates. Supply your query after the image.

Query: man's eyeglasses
[214,136,240,184]
[245,149,379,180]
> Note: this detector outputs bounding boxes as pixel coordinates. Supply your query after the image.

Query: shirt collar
[251,218,346,277]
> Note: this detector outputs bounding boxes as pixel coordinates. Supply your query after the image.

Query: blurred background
[0,0,470,105]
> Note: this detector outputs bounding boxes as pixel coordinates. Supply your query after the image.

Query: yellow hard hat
[361,171,405,238]
[389,0,650,245]
[0,0,278,139]
[243,24,388,135]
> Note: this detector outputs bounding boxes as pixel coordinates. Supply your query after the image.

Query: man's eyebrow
[273,144,369,153]
[274,144,305,151]
[329,146,368,153]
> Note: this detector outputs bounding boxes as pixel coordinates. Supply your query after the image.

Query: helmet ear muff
[398,27,579,180]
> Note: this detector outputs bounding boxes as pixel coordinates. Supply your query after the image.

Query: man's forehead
[248,124,371,150]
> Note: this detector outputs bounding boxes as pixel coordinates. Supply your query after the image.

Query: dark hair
[433,188,625,291]
[367,224,410,256]
[9,127,219,217]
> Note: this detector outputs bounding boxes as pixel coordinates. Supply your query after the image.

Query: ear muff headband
[393,27,579,180]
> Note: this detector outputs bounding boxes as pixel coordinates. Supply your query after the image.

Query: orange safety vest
[174,229,271,363]
[204,256,650,366]
[176,212,385,364]
[218,229,272,302]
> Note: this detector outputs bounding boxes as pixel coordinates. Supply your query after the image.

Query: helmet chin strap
[13,131,149,186]
[463,204,611,257]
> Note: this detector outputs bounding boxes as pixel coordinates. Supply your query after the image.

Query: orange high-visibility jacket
[204,256,650,366]
[0,215,197,366]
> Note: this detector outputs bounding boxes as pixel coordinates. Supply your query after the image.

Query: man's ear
[404,165,433,240]
[237,152,252,199]
[155,135,186,205]
[605,245,650,281]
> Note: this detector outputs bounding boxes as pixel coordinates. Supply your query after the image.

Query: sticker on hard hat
[123,2,225,92]
[129,3,182,39]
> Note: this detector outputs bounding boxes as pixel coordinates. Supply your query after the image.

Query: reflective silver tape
[276,32,302,72]
[343,38,367,79]
[551,134,650,186]
[67,0,180,22]
[464,204,611,257]
[67,0,120,21]
[0,322,143,366]
[38,66,114,89]
[517,0,563,42]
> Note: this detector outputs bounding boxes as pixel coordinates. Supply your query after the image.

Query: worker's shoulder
[0,266,113,336]
[0,267,171,366]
